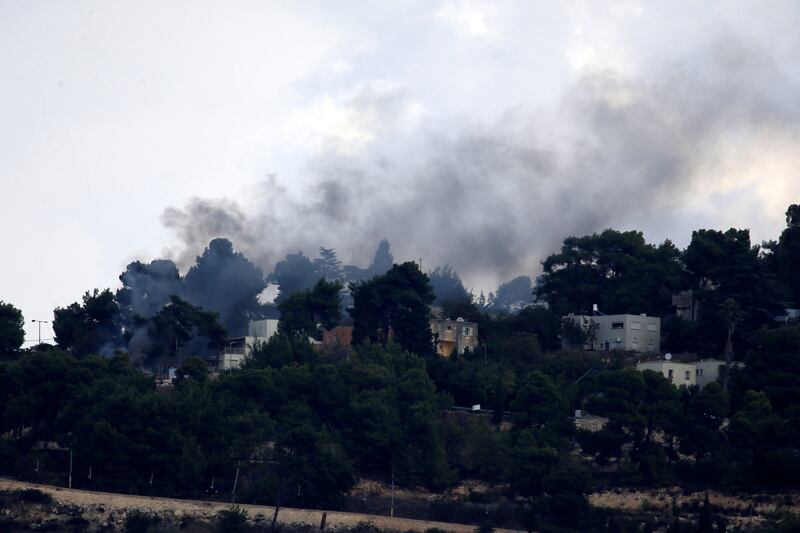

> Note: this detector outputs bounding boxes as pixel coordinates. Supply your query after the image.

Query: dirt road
[0,478,518,532]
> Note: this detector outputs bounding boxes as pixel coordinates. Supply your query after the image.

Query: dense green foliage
[0,301,25,358]
[537,230,686,317]
[53,289,122,356]
[350,262,436,357]
[4,204,800,531]
[278,278,342,339]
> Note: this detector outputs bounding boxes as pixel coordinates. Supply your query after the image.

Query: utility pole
[31,319,48,345]
[68,447,73,489]
[390,470,395,517]
[231,466,240,503]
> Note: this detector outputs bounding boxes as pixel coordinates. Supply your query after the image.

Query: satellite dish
[664,353,672,361]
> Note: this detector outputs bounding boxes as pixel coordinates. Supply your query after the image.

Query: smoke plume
[160,40,800,291]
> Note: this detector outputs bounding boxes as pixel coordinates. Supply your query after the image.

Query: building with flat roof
[637,358,736,388]
[562,314,661,353]
[637,360,696,387]
[694,359,729,388]
[211,319,280,371]
[430,317,478,357]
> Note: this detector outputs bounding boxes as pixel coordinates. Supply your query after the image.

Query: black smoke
[159,40,800,293]
[119,238,266,339]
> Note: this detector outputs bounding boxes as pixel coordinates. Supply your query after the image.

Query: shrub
[216,506,248,533]
[14,488,54,504]
[125,510,162,533]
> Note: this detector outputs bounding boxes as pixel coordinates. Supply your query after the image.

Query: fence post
[271,505,280,531]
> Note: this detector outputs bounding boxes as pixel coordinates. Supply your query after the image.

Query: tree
[679,382,728,470]
[147,296,226,367]
[510,371,569,434]
[767,204,800,306]
[719,298,742,390]
[267,425,355,509]
[269,251,319,304]
[0,301,25,357]
[363,239,394,279]
[350,262,435,357]
[487,276,533,313]
[313,247,342,281]
[53,289,122,356]
[428,265,472,306]
[183,238,266,336]
[278,279,342,338]
[686,228,781,354]
[176,356,209,382]
[727,390,779,474]
[341,239,396,283]
[537,230,686,317]
[733,325,800,413]
[117,259,182,321]
[394,368,454,488]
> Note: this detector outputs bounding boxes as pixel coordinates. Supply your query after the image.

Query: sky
[2,1,800,345]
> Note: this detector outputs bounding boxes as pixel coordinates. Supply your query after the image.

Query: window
[646,324,658,332]
[612,322,624,330]
[631,322,641,330]
[462,327,472,336]
[668,369,674,379]
[685,371,691,380]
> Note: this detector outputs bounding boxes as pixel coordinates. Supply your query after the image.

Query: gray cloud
[160,39,800,290]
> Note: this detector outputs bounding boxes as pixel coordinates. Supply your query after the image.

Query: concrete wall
[637,360,696,387]
[564,314,661,353]
[248,319,279,339]
[214,320,281,371]
[694,359,726,388]
[430,318,478,357]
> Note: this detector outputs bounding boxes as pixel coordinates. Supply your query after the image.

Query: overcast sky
[2,1,800,345]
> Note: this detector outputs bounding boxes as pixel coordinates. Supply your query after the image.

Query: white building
[562,314,661,353]
[637,358,733,389]
[248,319,279,339]
[694,359,729,388]
[637,360,696,387]
[211,319,280,371]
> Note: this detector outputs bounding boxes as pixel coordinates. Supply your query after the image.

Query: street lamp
[31,319,49,345]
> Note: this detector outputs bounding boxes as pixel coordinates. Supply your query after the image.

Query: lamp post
[31,319,49,345]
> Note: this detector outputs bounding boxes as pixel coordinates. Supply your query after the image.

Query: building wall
[248,319,279,339]
[563,314,661,353]
[694,359,727,388]
[430,318,478,357]
[637,360,696,387]
[214,319,281,371]
[322,326,353,348]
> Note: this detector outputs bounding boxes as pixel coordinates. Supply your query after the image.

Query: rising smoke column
[160,40,800,292]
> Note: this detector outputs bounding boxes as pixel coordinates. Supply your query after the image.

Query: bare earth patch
[0,478,518,532]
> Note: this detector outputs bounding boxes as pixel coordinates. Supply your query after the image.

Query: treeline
[1,324,799,529]
[532,205,800,356]
[0,204,799,531]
